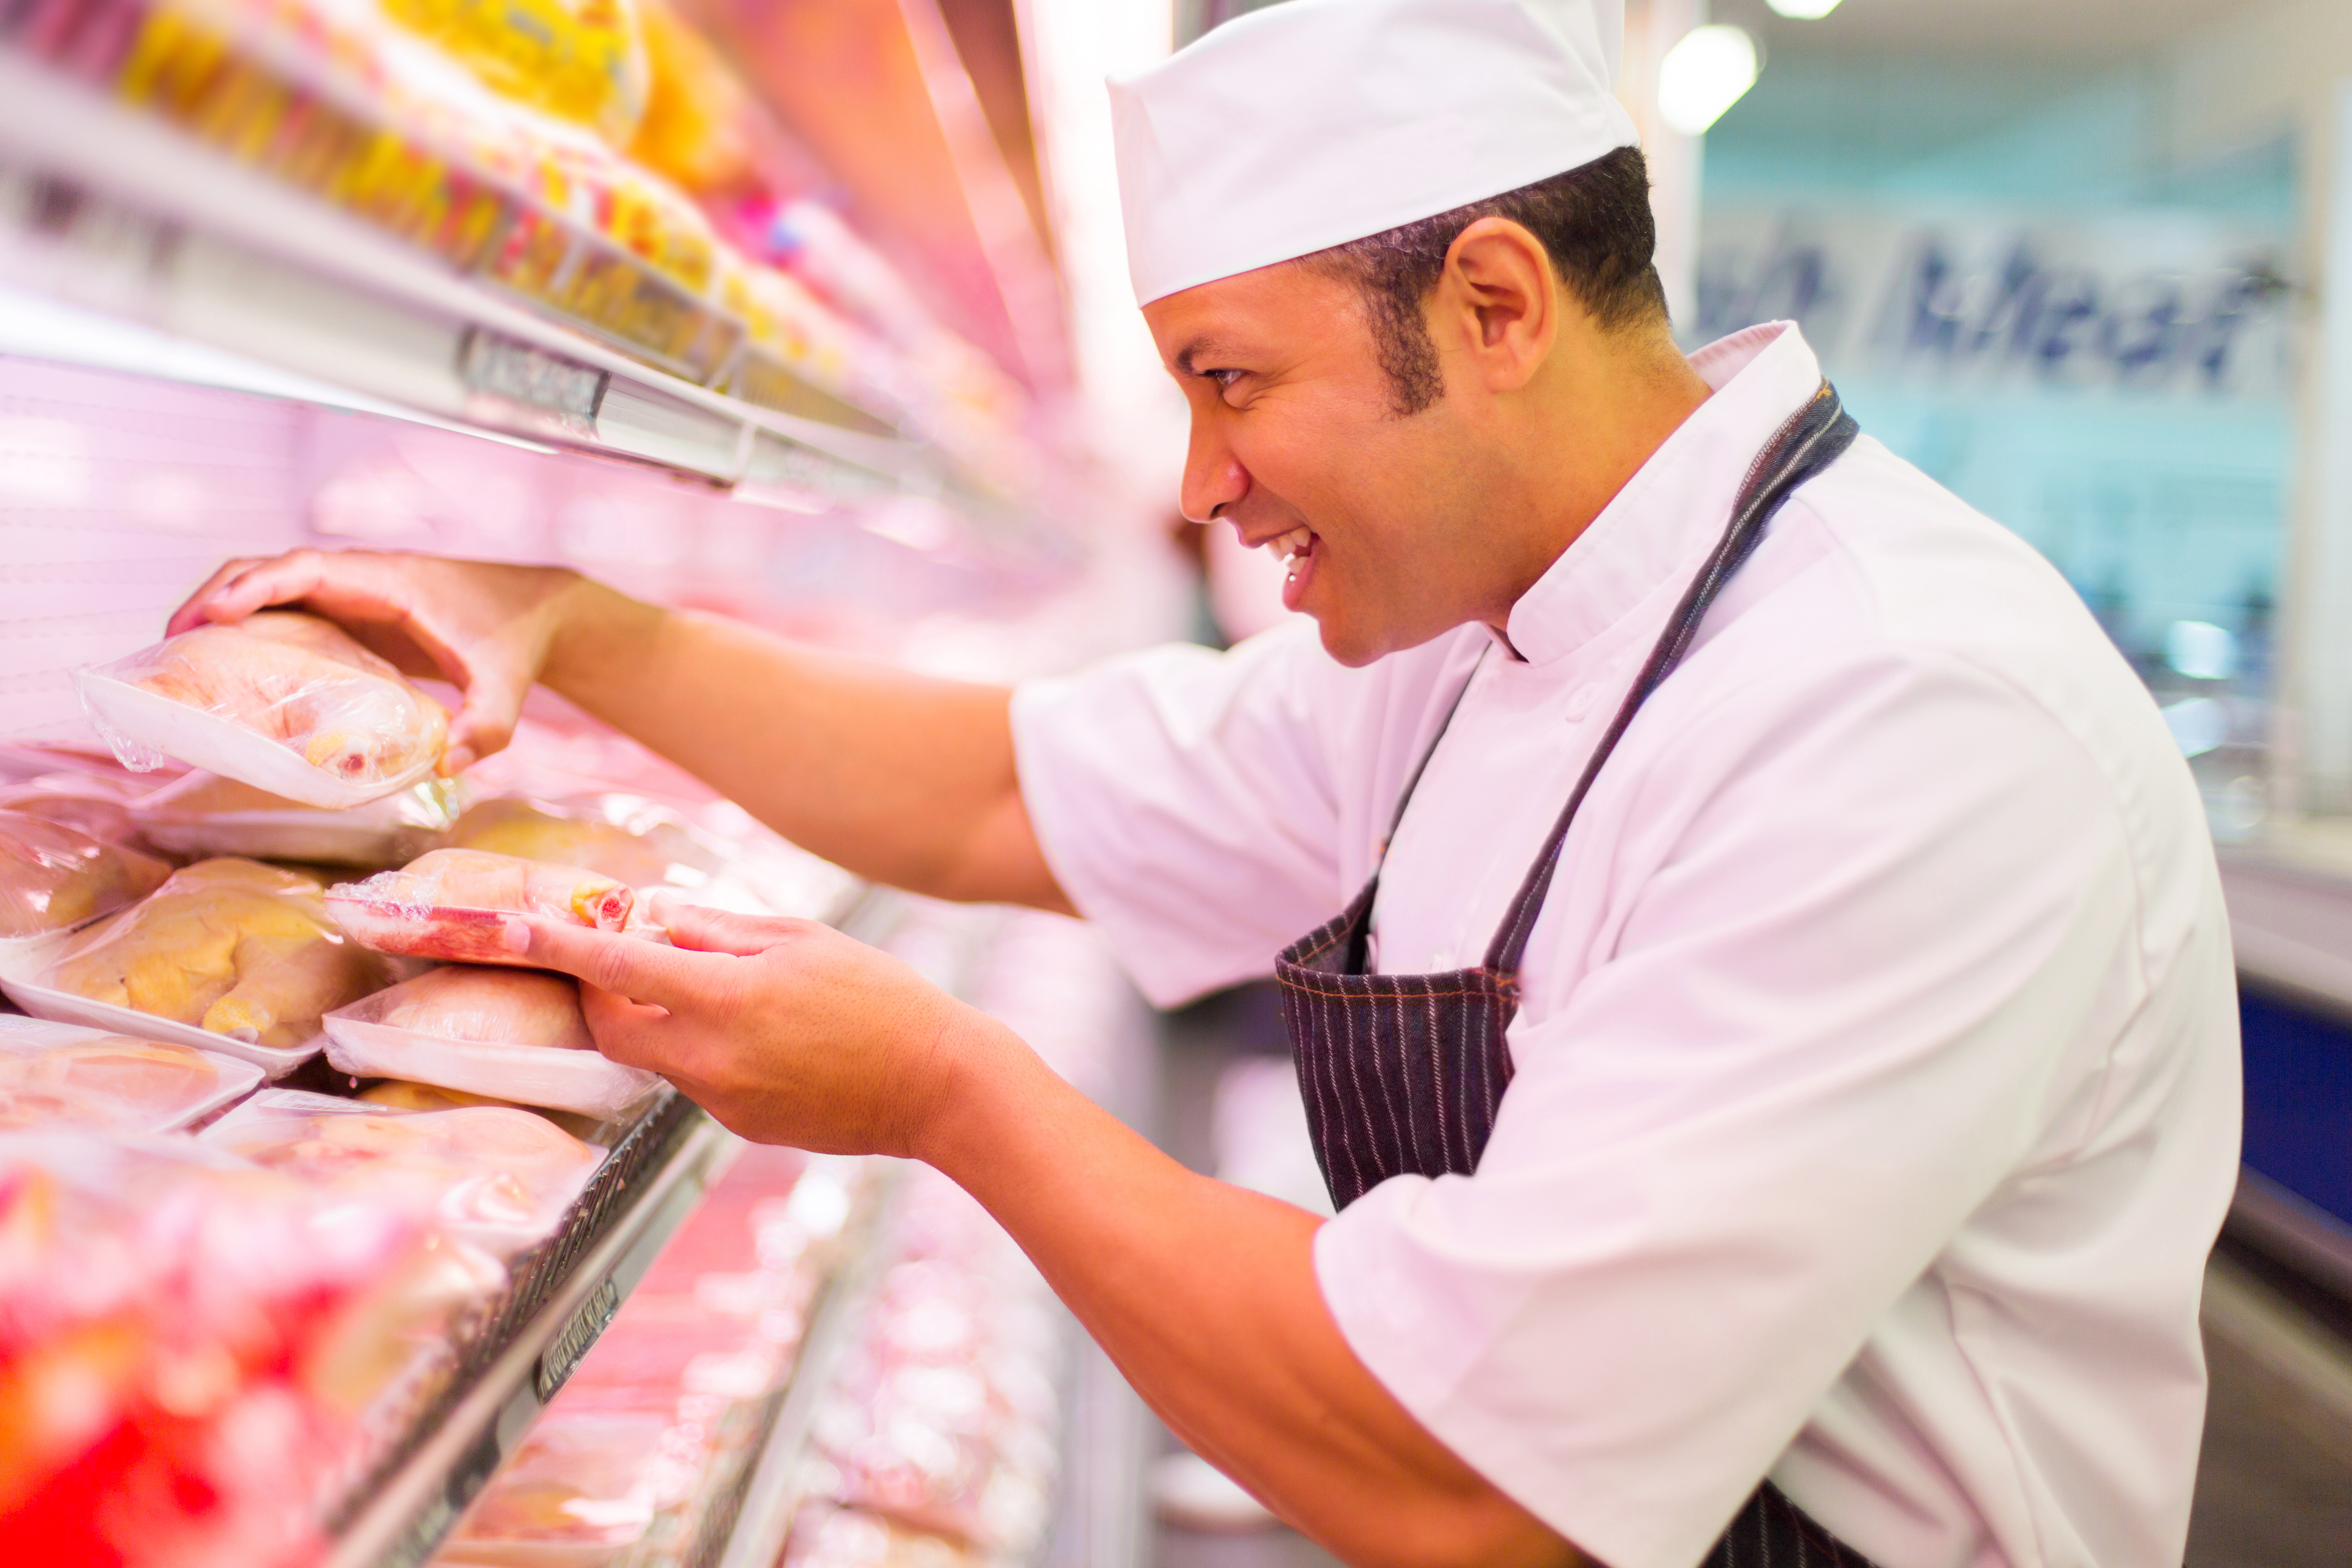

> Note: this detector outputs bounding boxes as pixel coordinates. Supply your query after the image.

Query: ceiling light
[1766,0,1843,18]
[1657,24,1760,137]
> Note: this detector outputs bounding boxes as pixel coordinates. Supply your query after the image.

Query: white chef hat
[1108,0,1640,306]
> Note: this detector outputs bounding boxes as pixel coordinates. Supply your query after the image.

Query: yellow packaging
[380,0,650,147]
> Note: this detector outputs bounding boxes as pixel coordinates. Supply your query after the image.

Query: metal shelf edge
[327,1109,741,1568]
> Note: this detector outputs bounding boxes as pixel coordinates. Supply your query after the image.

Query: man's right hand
[166,549,595,775]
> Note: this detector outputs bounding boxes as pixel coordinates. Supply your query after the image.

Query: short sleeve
[1311,651,2197,1568]
[1011,621,1348,1007]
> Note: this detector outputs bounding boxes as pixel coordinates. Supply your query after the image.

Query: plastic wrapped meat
[76,611,450,808]
[323,967,662,1118]
[0,1133,479,1568]
[0,1017,262,1134]
[783,1503,984,1568]
[0,808,172,941]
[131,770,465,866]
[327,848,634,966]
[42,858,392,1051]
[446,794,720,890]
[200,1089,603,1255]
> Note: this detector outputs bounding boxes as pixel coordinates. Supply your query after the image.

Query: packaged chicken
[323,966,661,1118]
[327,847,635,966]
[24,858,391,1074]
[201,1088,604,1255]
[0,808,172,952]
[445,793,722,889]
[0,1016,263,1134]
[132,769,466,866]
[0,1131,486,1568]
[75,612,452,808]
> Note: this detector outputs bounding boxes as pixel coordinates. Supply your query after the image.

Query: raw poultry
[0,807,172,938]
[371,966,597,1051]
[328,849,634,965]
[45,857,390,1049]
[125,611,449,784]
[0,1036,232,1131]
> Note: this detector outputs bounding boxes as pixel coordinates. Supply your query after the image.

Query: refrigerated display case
[0,3,1163,1562]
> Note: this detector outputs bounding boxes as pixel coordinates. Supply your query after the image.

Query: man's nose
[1179,419,1249,524]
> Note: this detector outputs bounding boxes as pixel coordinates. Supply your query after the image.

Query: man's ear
[1435,217,1559,393]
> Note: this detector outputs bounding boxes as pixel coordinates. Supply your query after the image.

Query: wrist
[541,575,666,700]
[907,1002,1045,1178]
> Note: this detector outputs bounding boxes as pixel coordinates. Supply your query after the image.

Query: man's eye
[1205,369,1245,392]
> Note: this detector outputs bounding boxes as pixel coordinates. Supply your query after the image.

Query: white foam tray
[0,939,323,1078]
[321,1014,662,1119]
[76,669,437,810]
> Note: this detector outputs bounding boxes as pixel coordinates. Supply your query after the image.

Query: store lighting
[1658,24,1759,137]
[1765,0,1843,19]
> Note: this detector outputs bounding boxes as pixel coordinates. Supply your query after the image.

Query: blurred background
[0,1,2348,1566]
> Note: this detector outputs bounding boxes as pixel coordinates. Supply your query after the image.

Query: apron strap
[1484,382,1860,976]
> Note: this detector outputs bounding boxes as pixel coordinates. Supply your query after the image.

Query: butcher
[170,1,2240,1564]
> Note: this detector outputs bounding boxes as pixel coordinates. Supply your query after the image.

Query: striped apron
[1275,383,1875,1567]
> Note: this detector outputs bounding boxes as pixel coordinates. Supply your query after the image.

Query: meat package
[0,772,156,854]
[0,1016,262,1133]
[27,858,392,1070]
[327,847,637,966]
[75,611,451,808]
[200,1088,606,1256]
[131,769,466,866]
[0,807,171,945]
[0,1132,487,1568]
[324,966,663,1118]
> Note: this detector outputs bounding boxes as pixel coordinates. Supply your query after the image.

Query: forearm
[541,579,1067,910]
[920,1015,1581,1568]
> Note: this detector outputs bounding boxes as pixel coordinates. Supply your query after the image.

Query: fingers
[165,557,267,635]
[443,667,529,776]
[653,896,815,958]
[504,915,728,1011]
[576,981,679,1071]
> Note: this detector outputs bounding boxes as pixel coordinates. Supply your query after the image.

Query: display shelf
[326,1090,740,1568]
[0,49,1016,521]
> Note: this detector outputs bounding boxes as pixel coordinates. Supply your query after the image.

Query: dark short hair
[1307,144,1668,414]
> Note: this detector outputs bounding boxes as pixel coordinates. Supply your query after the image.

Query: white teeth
[1269,526,1313,566]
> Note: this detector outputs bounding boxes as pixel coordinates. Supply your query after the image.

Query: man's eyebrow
[1173,337,1240,377]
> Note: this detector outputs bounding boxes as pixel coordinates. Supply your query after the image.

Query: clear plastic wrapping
[327,848,636,966]
[200,1088,605,1255]
[0,806,172,942]
[323,966,661,1118]
[76,611,451,808]
[0,772,156,853]
[132,769,466,866]
[31,857,393,1060]
[0,1016,263,1133]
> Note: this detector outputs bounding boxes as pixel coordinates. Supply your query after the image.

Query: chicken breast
[0,1038,225,1131]
[45,857,391,1050]
[370,966,595,1051]
[129,612,448,784]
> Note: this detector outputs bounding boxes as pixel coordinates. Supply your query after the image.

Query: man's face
[1145,263,1506,666]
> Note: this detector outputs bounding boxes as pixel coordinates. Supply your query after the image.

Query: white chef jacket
[1011,321,2241,1568]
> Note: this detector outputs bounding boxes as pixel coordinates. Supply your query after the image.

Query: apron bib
[1275,383,1873,1566]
